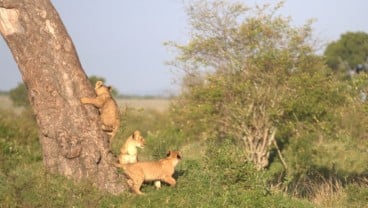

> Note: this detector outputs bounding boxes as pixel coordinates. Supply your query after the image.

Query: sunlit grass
[1,97,368,207]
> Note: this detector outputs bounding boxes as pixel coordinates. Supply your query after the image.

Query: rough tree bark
[0,0,125,194]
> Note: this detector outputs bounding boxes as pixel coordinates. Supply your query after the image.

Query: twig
[270,128,288,170]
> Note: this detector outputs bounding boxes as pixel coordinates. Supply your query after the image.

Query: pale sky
[1,0,368,96]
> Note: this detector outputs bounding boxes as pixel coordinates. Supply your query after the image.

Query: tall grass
[1,103,368,207]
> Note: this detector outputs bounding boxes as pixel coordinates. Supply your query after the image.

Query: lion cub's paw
[80,97,88,103]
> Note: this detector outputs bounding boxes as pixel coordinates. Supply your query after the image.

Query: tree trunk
[0,0,125,194]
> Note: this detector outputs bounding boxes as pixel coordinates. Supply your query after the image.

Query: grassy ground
[1,95,368,207]
[0,95,18,110]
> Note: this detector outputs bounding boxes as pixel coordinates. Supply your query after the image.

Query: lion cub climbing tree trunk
[0,0,125,194]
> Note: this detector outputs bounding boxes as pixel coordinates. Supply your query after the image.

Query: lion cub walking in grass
[118,130,145,164]
[81,81,120,145]
[118,130,162,189]
[120,150,182,195]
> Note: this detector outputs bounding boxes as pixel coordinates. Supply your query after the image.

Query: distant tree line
[324,31,368,75]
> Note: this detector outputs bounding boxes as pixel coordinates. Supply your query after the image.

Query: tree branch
[270,128,288,170]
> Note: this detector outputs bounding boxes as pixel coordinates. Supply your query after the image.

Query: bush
[167,0,368,201]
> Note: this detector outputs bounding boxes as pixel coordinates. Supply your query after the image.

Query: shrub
[167,0,368,201]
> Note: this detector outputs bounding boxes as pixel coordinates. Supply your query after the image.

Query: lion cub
[118,130,162,189]
[118,130,145,164]
[81,81,120,144]
[122,150,182,195]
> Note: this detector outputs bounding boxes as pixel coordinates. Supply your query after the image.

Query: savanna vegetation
[1,0,368,207]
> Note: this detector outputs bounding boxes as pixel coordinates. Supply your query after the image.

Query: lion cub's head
[132,130,145,149]
[94,81,112,96]
[166,150,182,160]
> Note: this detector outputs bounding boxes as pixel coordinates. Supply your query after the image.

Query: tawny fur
[117,130,162,189]
[118,130,145,164]
[119,150,182,195]
[81,81,120,145]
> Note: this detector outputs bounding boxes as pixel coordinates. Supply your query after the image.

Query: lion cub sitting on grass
[118,130,145,164]
[120,150,182,195]
[81,81,120,145]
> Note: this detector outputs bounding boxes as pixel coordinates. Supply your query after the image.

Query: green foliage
[342,185,368,208]
[282,70,344,122]
[0,109,38,146]
[324,31,368,71]
[0,109,40,174]
[1,101,368,207]
[0,162,108,208]
[167,0,368,201]
[167,0,321,134]
[112,106,185,160]
[0,106,315,207]
[167,0,330,170]
[9,83,29,107]
[116,139,315,208]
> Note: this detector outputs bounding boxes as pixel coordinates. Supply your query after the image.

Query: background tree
[167,0,321,170]
[0,0,125,194]
[324,31,368,72]
[167,0,368,195]
[9,83,29,107]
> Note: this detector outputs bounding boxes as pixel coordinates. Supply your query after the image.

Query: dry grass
[311,178,345,207]
[117,98,171,113]
[0,95,171,113]
[0,95,14,109]
[0,95,25,114]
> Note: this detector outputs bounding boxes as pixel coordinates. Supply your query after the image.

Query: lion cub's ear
[95,80,104,88]
[166,151,182,159]
[133,130,141,139]
[177,151,182,160]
